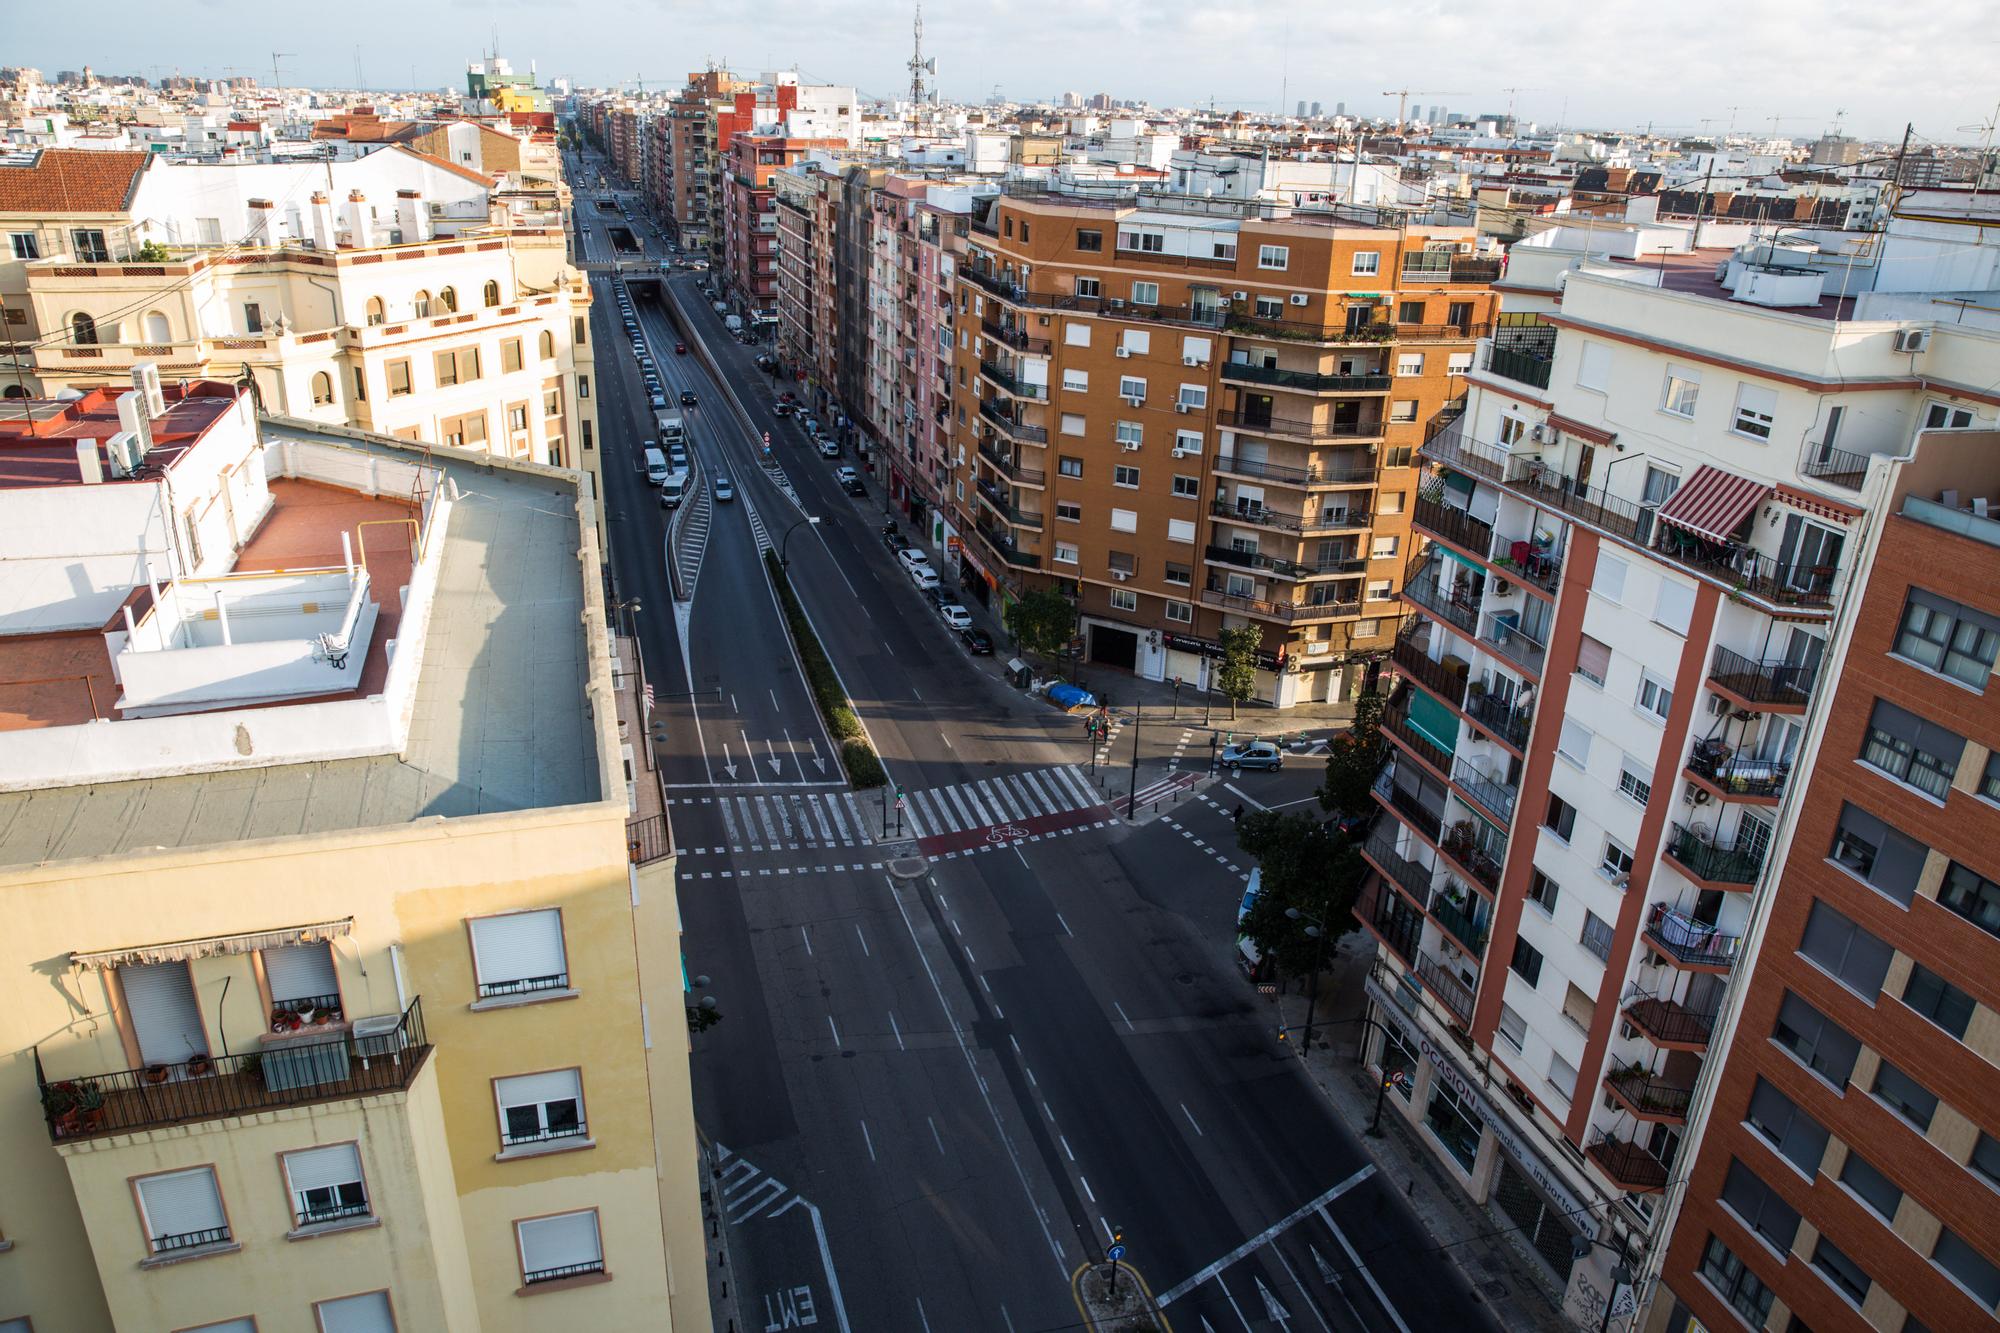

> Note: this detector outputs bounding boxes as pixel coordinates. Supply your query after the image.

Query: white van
[644,447,670,486]
[660,475,688,509]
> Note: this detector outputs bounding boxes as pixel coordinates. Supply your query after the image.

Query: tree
[135,240,172,262]
[1003,587,1075,677]
[1319,688,1386,817]
[1235,811,1366,977]
[1216,625,1262,718]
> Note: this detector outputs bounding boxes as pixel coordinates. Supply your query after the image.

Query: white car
[909,565,941,592]
[896,548,931,572]
[940,604,973,630]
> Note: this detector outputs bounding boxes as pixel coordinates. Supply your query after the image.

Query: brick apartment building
[720,129,844,324]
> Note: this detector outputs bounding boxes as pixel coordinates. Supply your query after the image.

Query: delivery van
[644,447,670,486]
[660,475,688,509]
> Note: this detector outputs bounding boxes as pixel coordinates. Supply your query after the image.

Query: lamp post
[608,596,642,637]
[1285,1011,1398,1137]
[778,515,821,569]
[1284,901,1332,1059]
[1570,1235,1636,1333]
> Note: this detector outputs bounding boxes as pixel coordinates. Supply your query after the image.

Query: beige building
[0,382,705,1333]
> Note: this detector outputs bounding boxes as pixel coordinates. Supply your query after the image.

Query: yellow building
[0,391,705,1332]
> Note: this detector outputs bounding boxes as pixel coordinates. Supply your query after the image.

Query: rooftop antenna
[270,52,295,96]
[907,3,936,122]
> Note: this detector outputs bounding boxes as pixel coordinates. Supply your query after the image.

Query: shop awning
[1655,464,1769,544]
[71,918,353,971]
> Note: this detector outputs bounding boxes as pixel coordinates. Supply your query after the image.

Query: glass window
[1637,673,1674,721]
[1352,251,1380,276]
[1053,541,1078,565]
[1258,244,1290,270]
[1172,475,1199,498]
[1772,990,1861,1087]
[1055,500,1082,523]
[135,1166,231,1254]
[1828,802,1927,905]
[1544,794,1576,841]
[1732,383,1778,439]
[1932,1228,2000,1311]
[1839,1150,1903,1222]
[1970,1132,2000,1189]
[1580,912,1615,963]
[469,910,570,998]
[1575,635,1612,686]
[1700,1233,1776,1327]
[1601,841,1634,881]
[1661,364,1701,417]
[1798,899,1894,998]
[1109,588,1137,612]
[1527,869,1559,914]
[1058,456,1083,479]
[1746,1076,1830,1174]
[1812,1234,1873,1304]
[1113,464,1139,487]
[1076,228,1103,252]
[1164,562,1192,586]
[1893,589,2000,689]
[1861,697,1964,799]
[1131,281,1159,305]
[1380,1027,1418,1101]
[1498,1004,1527,1052]
[1722,1159,1802,1252]
[1618,761,1652,805]
[282,1143,369,1226]
[1062,368,1088,392]
[1547,1051,1578,1099]
[495,1068,586,1147]
[1510,937,1543,987]
[1424,1080,1483,1172]
[1982,751,2000,803]
[1939,861,2000,938]
[1902,962,1976,1039]
[1870,1058,1939,1131]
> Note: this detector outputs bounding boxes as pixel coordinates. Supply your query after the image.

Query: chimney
[76,438,104,485]
[247,197,277,247]
[308,191,336,249]
[342,190,370,247]
[395,188,431,243]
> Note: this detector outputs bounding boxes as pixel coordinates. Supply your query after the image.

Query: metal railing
[980,316,1051,354]
[1586,1132,1671,1192]
[298,1199,373,1226]
[1403,561,1480,636]
[1362,831,1435,906]
[525,1259,608,1286]
[1220,362,1392,394]
[1415,951,1476,1023]
[1429,890,1490,956]
[1199,583,1357,622]
[1403,257,1502,284]
[978,398,1048,443]
[1440,823,1504,894]
[1604,1068,1695,1120]
[1420,422,1512,482]
[1213,453,1315,485]
[978,444,1046,487]
[1624,992,1718,1048]
[477,971,571,1000]
[1383,697,1455,776]
[1644,904,1742,969]
[1226,312,1395,344]
[1686,747,1789,800]
[1391,633,1470,709]
[626,814,671,865]
[1707,646,1817,708]
[1464,689,1534,750]
[1209,500,1370,535]
[1203,545,1365,579]
[1484,343,1553,389]
[1377,772,1447,843]
[1491,531,1565,594]
[1215,410,1384,444]
[1414,491,1494,554]
[36,997,430,1143]
[152,1225,233,1254]
[501,1117,589,1148]
[979,360,1046,399]
[1652,527,1837,609]
[1481,608,1548,676]
[1451,760,1518,824]
[975,522,1040,569]
[1798,440,1872,490]
[1665,822,1765,886]
[1358,878,1420,965]
[1503,455,1650,544]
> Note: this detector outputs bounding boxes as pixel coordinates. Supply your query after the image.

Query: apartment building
[772,163,838,394]
[1351,206,2000,1326]
[1,145,604,541]
[720,132,845,324]
[0,379,706,1333]
[661,71,739,251]
[951,189,1496,706]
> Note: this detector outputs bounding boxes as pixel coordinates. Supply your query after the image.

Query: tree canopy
[1002,587,1075,675]
[1319,688,1386,817]
[1234,811,1367,976]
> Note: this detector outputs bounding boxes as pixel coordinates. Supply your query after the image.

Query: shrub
[764,552,885,788]
[842,739,887,788]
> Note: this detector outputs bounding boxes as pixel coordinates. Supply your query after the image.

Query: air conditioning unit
[1171,447,1191,459]
[1232,290,1248,301]
[1289,293,1310,306]
[1176,403,1194,414]
[1108,297,1126,308]
[1115,346,1131,358]
[1183,355,1202,366]
[1894,328,1931,354]
[1122,396,1145,407]
[132,364,166,419]
[1120,442,1142,452]
[1113,569,1131,581]
[1529,422,1552,443]
[1685,782,1711,805]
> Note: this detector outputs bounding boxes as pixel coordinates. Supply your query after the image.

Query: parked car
[668,445,688,472]
[713,476,734,502]
[961,627,994,655]
[1220,740,1285,771]
[908,564,940,591]
[680,389,699,407]
[818,438,840,458]
[773,400,794,416]
[835,465,863,491]
[882,527,910,553]
[922,585,954,611]
[940,604,974,631]
[896,548,931,572]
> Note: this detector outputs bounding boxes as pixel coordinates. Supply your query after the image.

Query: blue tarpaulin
[1047,683,1097,711]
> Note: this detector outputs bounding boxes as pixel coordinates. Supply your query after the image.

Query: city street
[572,149,1499,1333]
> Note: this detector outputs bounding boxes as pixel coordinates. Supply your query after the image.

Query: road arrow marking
[720,742,738,780]
[766,736,783,776]
[1311,1244,1342,1287]
[808,734,829,775]
[1256,1277,1292,1327]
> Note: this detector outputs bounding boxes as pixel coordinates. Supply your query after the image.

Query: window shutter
[519,1210,602,1272]
[497,1069,580,1108]
[139,1168,226,1238]
[1575,635,1612,682]
[285,1143,363,1195]
[471,911,568,986]
[120,962,208,1064]
[317,1291,395,1333]
[263,943,339,1003]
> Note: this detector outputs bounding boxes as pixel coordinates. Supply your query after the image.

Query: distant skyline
[17,0,1999,145]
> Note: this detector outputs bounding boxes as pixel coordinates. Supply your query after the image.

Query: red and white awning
[1655,465,1769,544]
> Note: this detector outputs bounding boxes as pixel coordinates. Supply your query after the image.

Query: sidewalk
[1274,932,1574,1333]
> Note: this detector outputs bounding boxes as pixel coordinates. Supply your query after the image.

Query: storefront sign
[1159,631,1281,672]
[1366,978,1598,1237]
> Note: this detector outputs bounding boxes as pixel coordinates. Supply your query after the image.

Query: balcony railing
[1358,879,1420,964]
[1652,525,1837,610]
[1392,633,1470,709]
[976,482,1045,530]
[1604,1068,1695,1123]
[1707,646,1816,709]
[525,1259,609,1286]
[1624,992,1718,1049]
[1415,951,1476,1024]
[1480,606,1548,677]
[1413,491,1494,554]
[1664,822,1765,887]
[1403,257,1502,284]
[1586,1132,1671,1193]
[975,521,1040,569]
[1440,821,1504,894]
[1502,455,1650,544]
[1429,888,1489,956]
[979,443,1046,487]
[980,315,1051,355]
[1383,697,1454,776]
[1798,440,1873,490]
[1451,759,1518,824]
[1403,562,1480,636]
[979,360,1046,399]
[1491,531,1565,595]
[1226,312,1395,344]
[978,398,1047,443]
[36,998,430,1143]
[1209,500,1371,535]
[1420,422,1512,483]
[1362,831,1435,906]
[1484,343,1553,390]
[1214,453,1314,485]
[1464,688,1535,750]
[1204,545,1365,579]
[1644,904,1742,970]
[1215,409,1384,444]
[1200,583,1358,622]
[1376,771,1446,843]
[1220,362,1392,394]
[1686,745,1789,801]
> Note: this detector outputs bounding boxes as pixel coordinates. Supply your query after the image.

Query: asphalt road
[577,159,1502,1333]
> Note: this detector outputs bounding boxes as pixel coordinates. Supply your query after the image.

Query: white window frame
[282,1142,370,1228]
[1167,517,1196,544]
[1177,384,1207,409]
[1637,672,1674,722]
[494,1068,588,1151]
[1165,600,1193,623]
[1062,368,1089,393]
[1258,244,1290,270]
[517,1208,606,1285]
[1113,464,1140,488]
[1110,508,1139,533]
[1053,541,1079,565]
[468,909,572,1002]
[1351,250,1380,276]
[135,1166,231,1256]
[1119,376,1147,403]
[1732,382,1777,440]
[1109,587,1139,612]
[1396,353,1424,377]
[1065,322,1091,347]
[1114,422,1143,450]
[1254,295,1283,318]
[1660,363,1701,418]
[1131,280,1160,306]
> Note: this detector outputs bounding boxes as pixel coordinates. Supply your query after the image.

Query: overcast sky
[19,0,1998,145]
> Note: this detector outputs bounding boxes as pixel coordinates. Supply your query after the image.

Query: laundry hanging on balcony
[1654,464,1770,545]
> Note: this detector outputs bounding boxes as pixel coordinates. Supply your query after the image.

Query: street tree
[1318,688,1386,816]
[1003,587,1075,678]
[1235,811,1366,977]
[1216,625,1262,719]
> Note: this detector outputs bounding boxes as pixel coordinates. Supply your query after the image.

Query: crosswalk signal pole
[1127,708,1141,819]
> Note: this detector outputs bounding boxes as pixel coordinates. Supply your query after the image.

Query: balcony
[1450,759,1518,825]
[1798,440,1874,491]
[1375,770,1445,843]
[1382,695,1454,777]
[1585,1132,1670,1193]
[1402,257,1502,284]
[1490,530,1565,595]
[1220,362,1392,394]
[1483,343,1553,390]
[1392,634,1470,709]
[1415,951,1476,1025]
[1624,993,1717,1051]
[1420,422,1512,483]
[978,443,1046,487]
[1216,409,1384,445]
[1439,820,1504,895]
[1214,453,1313,485]
[1603,1067,1695,1124]
[1362,830,1435,907]
[1226,312,1393,344]
[1429,887,1489,957]
[1643,904,1742,972]
[1403,563,1480,637]
[979,360,1046,400]
[978,397,1048,443]
[1413,491,1494,556]
[1204,544,1366,580]
[1663,822,1765,888]
[1200,582,1359,622]
[974,521,1040,570]
[36,998,430,1144]
[980,315,1051,355]
[1358,879,1420,965]
[976,480,1045,530]
[1464,687,1535,751]
[1481,607,1547,677]
[1707,646,1815,712]
[1210,499,1371,536]
[1686,742,1788,803]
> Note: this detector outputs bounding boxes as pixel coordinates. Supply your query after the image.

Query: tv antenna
[270,52,295,95]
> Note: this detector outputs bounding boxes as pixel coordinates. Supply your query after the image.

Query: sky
[19,0,2000,146]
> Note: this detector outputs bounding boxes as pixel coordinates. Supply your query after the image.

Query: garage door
[1090,624,1138,671]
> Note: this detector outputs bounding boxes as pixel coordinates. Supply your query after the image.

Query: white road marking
[889,1010,905,1051]
[1056,913,1073,936]
[801,925,813,956]
[1273,1249,1335,1332]
[1114,1001,1135,1032]
[1156,1165,1378,1307]
[854,923,871,957]
[1080,1175,1096,1202]
[1316,1200,1412,1333]
[860,1119,876,1163]
[1060,1135,1075,1161]
[1182,1102,1205,1136]
[1223,782,1270,811]
[827,1014,842,1046]
[928,1115,946,1155]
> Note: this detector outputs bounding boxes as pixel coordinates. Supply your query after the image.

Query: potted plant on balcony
[1442,820,1476,862]
[143,1063,171,1085]
[271,1005,304,1033]
[184,1053,215,1078]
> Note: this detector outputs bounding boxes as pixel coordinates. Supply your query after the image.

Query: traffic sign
[1106,1243,1126,1262]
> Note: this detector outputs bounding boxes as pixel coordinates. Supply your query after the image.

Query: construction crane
[1500,86,1543,127]
[1380,89,1463,130]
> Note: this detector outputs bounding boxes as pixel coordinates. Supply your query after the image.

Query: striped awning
[71,918,353,971]
[1655,465,1769,544]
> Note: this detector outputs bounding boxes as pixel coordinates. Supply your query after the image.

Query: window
[1062,368,1088,393]
[1498,1003,1527,1051]
[1447,350,1473,374]
[1165,600,1192,623]
[1119,377,1146,403]
[1661,363,1701,417]
[470,909,571,999]
[1601,840,1634,881]
[1636,673,1673,722]
[1933,1228,2000,1311]
[1377,491,1404,515]
[1054,541,1078,565]
[1861,697,1964,799]
[1131,281,1160,305]
[1828,803,1926,905]
[1076,228,1103,252]
[1972,1132,2000,1190]
[1109,588,1138,612]
[544,387,562,418]
[502,338,524,373]
[1367,579,1393,602]
[9,231,40,259]
[1061,413,1087,437]
[439,286,458,314]
[1424,1080,1483,1172]
[1547,1050,1578,1099]
[1732,383,1778,440]
[1939,861,2000,939]
[1902,963,1975,1039]
[1066,322,1092,347]
[1177,384,1207,410]
[1772,991,1861,1086]
[70,311,98,345]
[1168,518,1196,544]
[1354,619,1381,638]
[1109,508,1139,533]
[1557,718,1593,766]
[576,374,588,399]
[1812,1235,1872,1305]
[1113,464,1139,488]
[283,1143,369,1226]
[1119,228,1165,253]
[441,412,487,449]
[436,349,459,386]
[1577,342,1610,392]
[1652,581,1694,634]
[1509,936,1543,987]
[1172,474,1200,498]
[1055,500,1082,523]
[1397,299,1426,324]
[484,279,502,307]
[1120,329,1151,355]
[1258,244,1290,270]
[1799,899,1894,998]
[353,366,366,401]
[412,290,432,319]
[1870,1058,1939,1131]
[1371,536,1399,559]
[1893,589,2000,689]
[1618,759,1652,806]
[1164,562,1192,587]
[1397,353,1424,376]
[1527,869,1559,913]
[1255,295,1284,318]
[1182,335,1212,364]
[1839,1150,1903,1222]
[1700,1234,1776,1328]
[1747,1076,1830,1174]
[508,405,529,433]
[539,329,555,359]
[1925,402,1975,430]
[1212,240,1236,261]
[243,302,263,334]
[1059,456,1083,479]
[1544,794,1576,841]
[1982,751,2000,803]
[1351,250,1380,276]
[495,1068,587,1149]
[135,1166,231,1256]
[315,1290,395,1332]
[310,371,334,406]
[1389,399,1418,423]
[1722,1159,1803,1253]
[1594,554,1628,602]
[517,1209,606,1286]
[71,228,109,262]
[366,296,385,326]
[264,941,340,1015]
[186,1320,256,1333]
[1580,911,1615,963]
[572,316,587,347]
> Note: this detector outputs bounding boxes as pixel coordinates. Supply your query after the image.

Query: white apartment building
[1355,196,2000,1326]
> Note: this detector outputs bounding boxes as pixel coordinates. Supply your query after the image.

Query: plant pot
[144,1065,171,1085]
[312,1013,333,1027]
[184,1055,214,1078]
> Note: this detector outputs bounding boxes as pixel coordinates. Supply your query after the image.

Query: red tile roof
[404,148,497,188]
[0,148,149,216]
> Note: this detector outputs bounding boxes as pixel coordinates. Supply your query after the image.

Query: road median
[763,550,886,788]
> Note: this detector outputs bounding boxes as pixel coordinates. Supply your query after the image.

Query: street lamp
[608,595,643,636]
[779,515,821,568]
[1570,1235,1636,1333]
[1285,902,1332,1059]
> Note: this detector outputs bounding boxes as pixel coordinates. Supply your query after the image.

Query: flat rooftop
[1608,249,1857,320]
[0,386,235,487]
[0,425,599,869]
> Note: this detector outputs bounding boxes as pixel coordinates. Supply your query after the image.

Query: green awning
[1407,688,1461,752]
[1443,472,1476,496]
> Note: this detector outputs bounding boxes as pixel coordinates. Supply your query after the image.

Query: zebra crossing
[895,764,1103,840]
[672,788,877,853]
